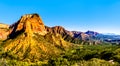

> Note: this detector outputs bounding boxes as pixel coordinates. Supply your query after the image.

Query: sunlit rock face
[0,23,9,28]
[0,23,9,40]
[9,14,47,38]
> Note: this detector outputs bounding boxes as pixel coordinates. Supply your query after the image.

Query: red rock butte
[10,14,47,37]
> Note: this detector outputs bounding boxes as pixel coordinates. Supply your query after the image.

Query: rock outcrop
[0,23,9,40]
[45,26,69,36]
[9,14,47,38]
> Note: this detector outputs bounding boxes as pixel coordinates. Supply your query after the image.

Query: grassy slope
[0,44,120,66]
[0,31,120,65]
[1,32,71,62]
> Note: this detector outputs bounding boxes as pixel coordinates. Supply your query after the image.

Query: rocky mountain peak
[9,14,47,38]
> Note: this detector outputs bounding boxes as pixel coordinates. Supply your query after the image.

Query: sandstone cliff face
[0,23,9,40]
[9,14,47,38]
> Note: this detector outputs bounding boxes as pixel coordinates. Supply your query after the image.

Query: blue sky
[0,0,120,34]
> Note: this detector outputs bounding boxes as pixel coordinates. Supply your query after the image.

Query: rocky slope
[1,14,71,62]
[45,26,83,44]
[45,26,91,43]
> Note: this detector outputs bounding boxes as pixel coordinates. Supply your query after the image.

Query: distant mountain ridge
[102,33,120,35]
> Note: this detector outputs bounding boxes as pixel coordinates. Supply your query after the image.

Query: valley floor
[0,43,120,66]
